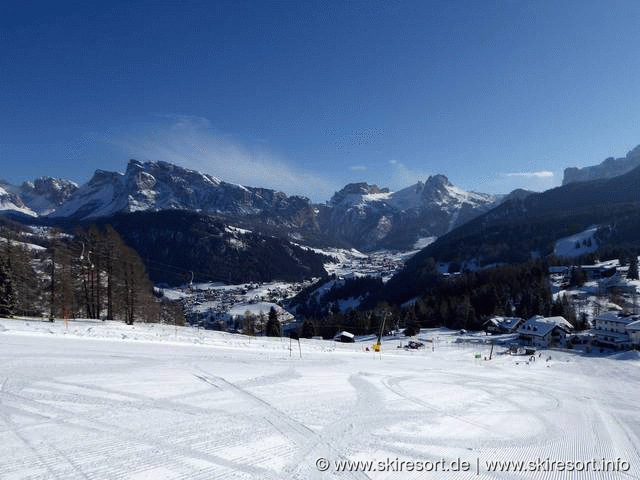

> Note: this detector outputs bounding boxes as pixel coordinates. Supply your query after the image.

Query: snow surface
[226,302,293,321]
[0,185,37,216]
[362,192,393,203]
[412,236,437,250]
[0,236,47,251]
[554,226,600,258]
[1,318,639,479]
[225,225,252,235]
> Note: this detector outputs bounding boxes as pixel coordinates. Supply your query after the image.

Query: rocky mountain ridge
[319,175,498,250]
[0,177,78,216]
[563,145,640,185]
[50,160,315,225]
[2,160,498,251]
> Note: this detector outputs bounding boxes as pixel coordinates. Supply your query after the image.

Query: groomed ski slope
[1,319,639,479]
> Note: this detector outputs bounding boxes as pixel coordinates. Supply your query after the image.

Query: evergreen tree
[242,311,256,336]
[4,238,43,316]
[0,259,16,317]
[404,318,419,336]
[629,256,639,280]
[300,318,315,338]
[570,267,587,287]
[265,306,281,337]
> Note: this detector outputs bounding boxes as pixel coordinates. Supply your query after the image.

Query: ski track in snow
[1,323,640,479]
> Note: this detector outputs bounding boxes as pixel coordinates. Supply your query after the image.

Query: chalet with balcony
[518,315,573,348]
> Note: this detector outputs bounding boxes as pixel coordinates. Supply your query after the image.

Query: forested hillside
[404,165,640,274]
[0,218,182,324]
[92,210,332,285]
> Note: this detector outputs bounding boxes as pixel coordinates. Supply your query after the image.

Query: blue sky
[2,0,640,201]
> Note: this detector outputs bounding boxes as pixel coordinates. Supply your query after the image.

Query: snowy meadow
[1,318,639,479]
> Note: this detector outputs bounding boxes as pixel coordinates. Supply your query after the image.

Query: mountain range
[3,144,640,287]
[563,145,640,185]
[390,162,640,303]
[0,159,501,252]
[316,175,500,250]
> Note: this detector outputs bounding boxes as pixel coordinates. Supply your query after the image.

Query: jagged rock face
[22,177,78,208]
[563,145,640,185]
[51,160,316,228]
[319,175,497,251]
[21,160,497,251]
[329,182,389,206]
[0,184,31,215]
[0,177,77,216]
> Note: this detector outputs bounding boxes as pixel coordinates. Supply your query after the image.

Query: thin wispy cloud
[349,165,367,171]
[486,170,559,193]
[388,160,430,190]
[503,171,555,179]
[110,115,336,201]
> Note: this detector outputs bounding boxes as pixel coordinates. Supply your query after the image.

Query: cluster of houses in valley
[550,259,638,295]
[180,282,304,330]
[485,315,574,349]
[491,258,640,351]
[484,311,640,351]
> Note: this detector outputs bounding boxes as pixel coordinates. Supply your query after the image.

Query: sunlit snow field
[1,318,639,479]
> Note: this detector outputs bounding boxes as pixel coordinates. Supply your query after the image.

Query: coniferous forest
[288,260,581,339]
[0,219,183,325]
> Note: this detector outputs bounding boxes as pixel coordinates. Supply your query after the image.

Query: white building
[626,320,640,345]
[518,316,573,348]
[333,331,355,343]
[484,316,524,334]
[592,311,640,349]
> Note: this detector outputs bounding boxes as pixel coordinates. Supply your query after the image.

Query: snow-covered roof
[519,316,572,337]
[485,316,523,331]
[581,262,619,271]
[595,311,640,326]
[334,331,354,339]
[592,329,631,344]
[541,316,574,329]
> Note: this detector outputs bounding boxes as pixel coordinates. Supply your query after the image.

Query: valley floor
[1,319,639,479]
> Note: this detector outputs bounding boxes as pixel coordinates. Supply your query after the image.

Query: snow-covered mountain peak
[21,177,78,194]
[382,175,495,212]
[418,175,451,202]
[424,173,451,188]
[125,159,222,187]
[325,174,495,216]
[20,177,79,215]
[0,177,77,216]
[49,159,316,223]
[0,184,34,216]
[329,182,390,207]
[89,169,124,185]
[320,174,498,250]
